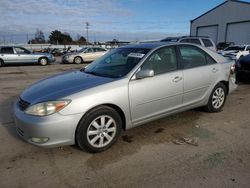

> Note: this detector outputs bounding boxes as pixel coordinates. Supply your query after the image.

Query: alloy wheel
[212,87,225,109]
[86,115,117,148]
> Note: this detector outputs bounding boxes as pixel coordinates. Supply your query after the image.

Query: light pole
[86,22,90,44]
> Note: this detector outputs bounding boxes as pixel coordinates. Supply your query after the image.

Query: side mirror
[136,69,154,79]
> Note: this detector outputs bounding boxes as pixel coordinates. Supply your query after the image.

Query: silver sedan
[14,43,237,152]
[0,46,55,66]
[62,47,107,64]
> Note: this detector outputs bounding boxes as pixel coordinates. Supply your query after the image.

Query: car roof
[0,46,23,48]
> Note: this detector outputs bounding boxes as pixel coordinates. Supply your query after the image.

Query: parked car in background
[0,46,55,66]
[235,54,250,82]
[216,42,235,51]
[14,43,236,153]
[218,45,250,60]
[161,36,216,51]
[62,47,107,64]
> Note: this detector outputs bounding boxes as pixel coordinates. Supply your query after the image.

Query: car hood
[21,70,114,104]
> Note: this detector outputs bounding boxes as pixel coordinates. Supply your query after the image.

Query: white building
[190,0,250,45]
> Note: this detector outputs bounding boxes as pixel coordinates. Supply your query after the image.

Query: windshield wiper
[84,70,102,77]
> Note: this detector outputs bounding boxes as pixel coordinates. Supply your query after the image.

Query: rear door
[177,45,220,105]
[129,46,183,124]
[0,47,18,63]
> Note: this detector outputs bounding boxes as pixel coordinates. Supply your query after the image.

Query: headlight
[25,100,71,116]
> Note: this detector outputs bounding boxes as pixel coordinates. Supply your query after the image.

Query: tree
[28,29,45,44]
[77,36,87,45]
[48,30,73,45]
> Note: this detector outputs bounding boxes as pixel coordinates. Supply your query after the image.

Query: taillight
[230,63,236,74]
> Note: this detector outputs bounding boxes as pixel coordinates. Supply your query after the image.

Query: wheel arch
[38,56,49,63]
[76,103,126,132]
[0,58,4,64]
[218,80,229,95]
[74,103,127,147]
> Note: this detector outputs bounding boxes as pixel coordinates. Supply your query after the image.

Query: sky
[0,0,249,43]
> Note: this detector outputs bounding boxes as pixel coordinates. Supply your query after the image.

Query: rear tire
[74,56,83,64]
[204,83,227,113]
[76,106,122,153]
[0,59,4,67]
[39,57,48,66]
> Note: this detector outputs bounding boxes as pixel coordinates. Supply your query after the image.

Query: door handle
[212,68,218,73]
[172,76,183,83]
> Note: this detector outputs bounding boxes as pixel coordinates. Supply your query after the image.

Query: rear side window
[202,39,213,47]
[179,45,207,69]
[247,46,250,51]
[0,47,14,54]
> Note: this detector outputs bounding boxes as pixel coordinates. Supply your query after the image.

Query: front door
[13,47,34,63]
[129,46,183,125]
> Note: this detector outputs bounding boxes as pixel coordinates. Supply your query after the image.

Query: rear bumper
[14,102,84,148]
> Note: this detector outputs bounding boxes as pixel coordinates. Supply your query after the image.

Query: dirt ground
[0,62,250,188]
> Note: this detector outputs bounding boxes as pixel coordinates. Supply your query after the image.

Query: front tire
[205,83,227,113]
[76,106,122,153]
[39,57,48,66]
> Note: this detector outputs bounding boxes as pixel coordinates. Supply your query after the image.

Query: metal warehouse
[190,0,250,45]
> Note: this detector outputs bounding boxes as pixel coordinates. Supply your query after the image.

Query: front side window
[14,47,30,54]
[85,48,93,53]
[0,47,14,54]
[141,46,177,75]
[179,45,207,69]
[84,48,150,78]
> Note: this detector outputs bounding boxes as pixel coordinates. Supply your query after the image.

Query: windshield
[225,46,245,51]
[84,48,150,78]
[161,37,179,42]
[78,47,87,53]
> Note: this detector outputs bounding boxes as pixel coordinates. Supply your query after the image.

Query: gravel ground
[0,62,250,188]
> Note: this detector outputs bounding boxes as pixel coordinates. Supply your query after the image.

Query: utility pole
[86,22,90,44]
[27,34,29,44]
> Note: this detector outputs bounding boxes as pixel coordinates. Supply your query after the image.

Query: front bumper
[14,102,83,148]
[48,56,56,63]
[62,56,74,64]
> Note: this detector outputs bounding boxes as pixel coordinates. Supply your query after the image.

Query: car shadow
[2,63,57,67]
